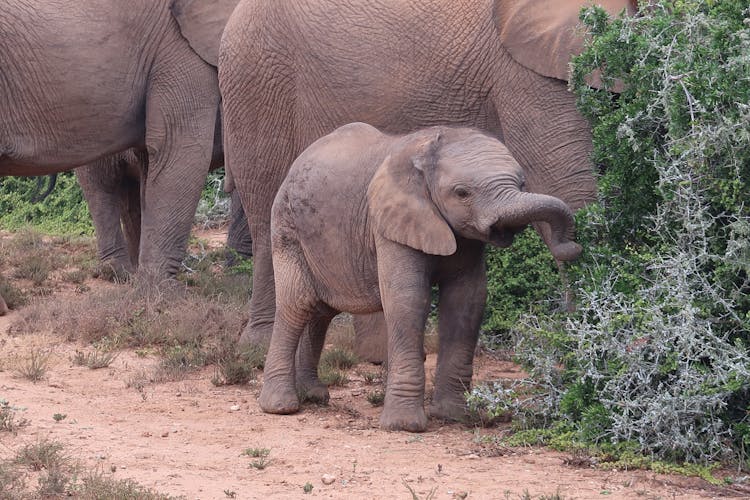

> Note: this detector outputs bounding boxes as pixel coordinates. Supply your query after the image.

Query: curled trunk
[491,192,582,262]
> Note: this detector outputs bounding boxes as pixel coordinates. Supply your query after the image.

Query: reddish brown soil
[0,229,746,499]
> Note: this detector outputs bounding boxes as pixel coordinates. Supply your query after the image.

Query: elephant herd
[0,0,635,431]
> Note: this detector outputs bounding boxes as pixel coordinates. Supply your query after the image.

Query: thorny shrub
[470,1,750,465]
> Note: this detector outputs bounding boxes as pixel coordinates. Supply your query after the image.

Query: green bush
[482,230,562,347]
[472,1,750,465]
[0,174,92,235]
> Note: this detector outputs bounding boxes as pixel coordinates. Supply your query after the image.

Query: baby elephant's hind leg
[259,251,321,414]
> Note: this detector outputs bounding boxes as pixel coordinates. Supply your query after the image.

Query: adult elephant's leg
[377,243,432,432]
[353,312,388,364]
[429,251,487,422]
[138,58,218,277]
[295,311,336,404]
[223,111,297,348]
[0,293,7,315]
[119,174,142,269]
[225,189,252,266]
[220,17,299,347]
[117,149,147,269]
[76,159,134,277]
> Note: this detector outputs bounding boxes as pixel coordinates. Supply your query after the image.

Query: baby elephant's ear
[367,135,457,256]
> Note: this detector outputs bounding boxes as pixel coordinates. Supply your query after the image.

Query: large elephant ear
[496,0,636,82]
[171,0,242,67]
[366,135,457,256]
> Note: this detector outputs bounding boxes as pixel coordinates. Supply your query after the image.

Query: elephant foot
[379,405,428,432]
[428,396,469,423]
[259,378,299,414]
[297,377,330,404]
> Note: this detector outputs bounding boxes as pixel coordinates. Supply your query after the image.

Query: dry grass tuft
[14,348,51,382]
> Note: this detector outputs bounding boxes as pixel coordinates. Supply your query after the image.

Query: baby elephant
[260,123,582,432]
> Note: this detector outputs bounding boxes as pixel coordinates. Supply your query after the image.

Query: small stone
[161,431,169,438]
[229,404,241,412]
[321,474,336,485]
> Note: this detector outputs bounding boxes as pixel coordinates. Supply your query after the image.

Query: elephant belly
[1,1,152,172]
[300,242,382,315]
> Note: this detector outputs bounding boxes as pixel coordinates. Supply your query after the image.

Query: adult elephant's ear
[367,135,457,257]
[496,0,636,83]
[171,0,242,67]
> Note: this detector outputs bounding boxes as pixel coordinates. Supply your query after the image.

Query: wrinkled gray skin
[75,126,251,278]
[0,0,239,276]
[219,0,633,350]
[261,123,582,432]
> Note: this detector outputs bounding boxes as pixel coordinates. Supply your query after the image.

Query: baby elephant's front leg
[377,245,433,432]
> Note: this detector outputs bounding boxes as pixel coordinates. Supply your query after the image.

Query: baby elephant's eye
[453,186,470,199]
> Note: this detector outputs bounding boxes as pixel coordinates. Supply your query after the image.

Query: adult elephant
[0,0,240,277]
[219,0,636,347]
[75,126,251,279]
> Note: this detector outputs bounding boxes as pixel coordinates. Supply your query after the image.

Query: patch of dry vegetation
[0,437,178,499]
[0,230,98,308]
[4,231,253,392]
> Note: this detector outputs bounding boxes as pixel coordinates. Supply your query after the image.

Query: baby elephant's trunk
[493,192,582,262]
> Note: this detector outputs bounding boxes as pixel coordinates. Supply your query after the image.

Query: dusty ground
[0,230,747,499]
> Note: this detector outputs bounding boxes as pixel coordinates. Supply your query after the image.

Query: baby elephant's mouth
[488,225,527,248]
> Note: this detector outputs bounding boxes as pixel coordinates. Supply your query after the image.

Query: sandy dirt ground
[0,230,748,499]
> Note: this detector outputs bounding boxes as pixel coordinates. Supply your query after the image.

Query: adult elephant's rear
[0,0,238,276]
[219,0,634,345]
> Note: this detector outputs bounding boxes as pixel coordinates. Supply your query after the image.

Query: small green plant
[243,447,270,458]
[62,268,89,284]
[37,464,75,498]
[366,390,385,407]
[76,469,177,499]
[14,439,67,471]
[318,366,349,387]
[316,345,356,387]
[72,348,119,369]
[157,343,207,380]
[0,277,26,310]
[519,491,566,500]
[211,358,254,386]
[0,460,25,497]
[357,369,382,385]
[211,344,266,386]
[303,482,314,493]
[250,457,271,470]
[0,399,29,433]
[319,347,358,370]
[52,413,67,422]
[402,479,437,500]
[224,489,237,498]
[243,448,271,470]
[13,254,53,286]
[15,348,51,382]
